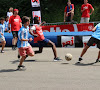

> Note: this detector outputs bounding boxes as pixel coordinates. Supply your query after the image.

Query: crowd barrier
[4,32,93,47]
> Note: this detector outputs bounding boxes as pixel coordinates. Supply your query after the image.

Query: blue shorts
[37,38,50,48]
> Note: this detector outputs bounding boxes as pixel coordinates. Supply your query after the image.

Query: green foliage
[0,0,100,23]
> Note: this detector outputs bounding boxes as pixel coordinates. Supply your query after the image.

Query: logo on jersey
[14,19,19,22]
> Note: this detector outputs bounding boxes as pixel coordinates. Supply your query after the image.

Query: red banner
[42,23,94,32]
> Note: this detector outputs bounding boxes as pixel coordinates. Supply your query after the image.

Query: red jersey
[81,3,93,18]
[33,25,45,43]
[64,4,74,13]
[9,15,22,31]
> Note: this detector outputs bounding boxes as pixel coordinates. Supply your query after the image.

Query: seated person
[64,0,74,22]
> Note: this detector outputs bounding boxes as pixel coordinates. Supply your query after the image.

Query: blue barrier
[4,32,93,47]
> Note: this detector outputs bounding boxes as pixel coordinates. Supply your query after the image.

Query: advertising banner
[42,23,94,32]
[83,36,97,48]
[61,36,75,48]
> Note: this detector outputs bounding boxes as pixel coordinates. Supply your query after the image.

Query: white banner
[32,11,41,23]
[83,36,97,48]
[61,36,75,48]
[31,0,40,7]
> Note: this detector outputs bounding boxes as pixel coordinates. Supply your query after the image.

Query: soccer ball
[65,53,72,61]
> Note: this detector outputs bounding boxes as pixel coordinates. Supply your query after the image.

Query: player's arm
[64,12,66,22]
[92,26,96,32]
[89,8,94,15]
[8,23,11,33]
[20,23,22,28]
[39,21,46,26]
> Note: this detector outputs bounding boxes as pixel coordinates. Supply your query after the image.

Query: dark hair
[22,16,30,24]
[0,17,5,20]
[34,17,39,24]
[5,16,9,19]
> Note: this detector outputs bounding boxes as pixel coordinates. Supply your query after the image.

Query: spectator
[64,0,74,22]
[4,16,9,32]
[0,17,7,53]
[80,0,94,23]
[8,9,22,50]
[7,7,13,18]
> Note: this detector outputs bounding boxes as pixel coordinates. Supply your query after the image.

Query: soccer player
[0,17,7,53]
[78,23,100,63]
[17,16,34,70]
[30,17,61,61]
[80,0,94,23]
[8,9,22,50]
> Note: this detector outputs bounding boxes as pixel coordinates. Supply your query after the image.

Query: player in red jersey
[8,9,22,50]
[64,0,74,22]
[80,0,94,23]
[30,17,61,61]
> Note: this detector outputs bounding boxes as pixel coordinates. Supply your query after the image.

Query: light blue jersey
[17,26,30,48]
[92,23,100,40]
[4,21,9,31]
[0,24,5,38]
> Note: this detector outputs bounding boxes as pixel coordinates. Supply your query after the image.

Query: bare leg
[12,37,18,46]
[19,56,26,66]
[48,40,57,58]
[70,12,74,21]
[80,45,90,57]
[34,47,43,54]
[97,50,100,60]
[1,41,6,51]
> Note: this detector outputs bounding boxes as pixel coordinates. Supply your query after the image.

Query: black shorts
[66,15,71,22]
[87,37,100,49]
[12,31,18,38]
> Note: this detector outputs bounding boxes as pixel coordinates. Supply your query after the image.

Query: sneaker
[77,57,83,63]
[95,59,99,63]
[54,57,62,61]
[1,50,4,53]
[12,46,16,50]
[17,65,25,70]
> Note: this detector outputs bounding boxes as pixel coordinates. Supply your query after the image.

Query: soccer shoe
[1,50,4,53]
[53,57,62,61]
[77,57,83,63]
[95,59,99,63]
[17,65,25,70]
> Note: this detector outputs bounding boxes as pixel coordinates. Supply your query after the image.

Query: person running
[80,0,94,23]
[8,9,22,50]
[17,16,34,70]
[30,17,61,61]
[0,17,7,53]
[78,23,100,63]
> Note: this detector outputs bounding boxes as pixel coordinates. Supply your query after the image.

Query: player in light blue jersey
[17,16,34,70]
[0,17,7,53]
[78,23,100,63]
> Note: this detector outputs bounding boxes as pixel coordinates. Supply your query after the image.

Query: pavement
[0,47,100,90]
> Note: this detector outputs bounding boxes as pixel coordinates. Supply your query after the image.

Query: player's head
[84,0,88,4]
[0,17,5,24]
[14,9,19,16]
[34,17,40,24]
[5,16,9,21]
[67,0,71,6]
[9,7,13,12]
[22,16,30,26]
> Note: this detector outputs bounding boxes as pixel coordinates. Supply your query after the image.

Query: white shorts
[80,17,90,23]
[0,36,5,42]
